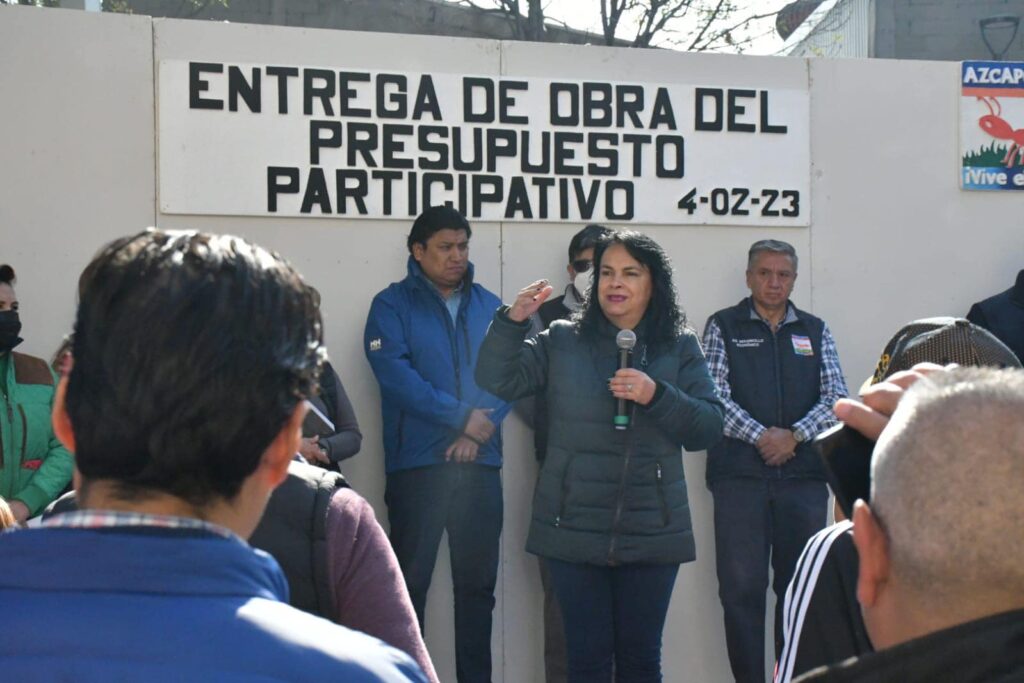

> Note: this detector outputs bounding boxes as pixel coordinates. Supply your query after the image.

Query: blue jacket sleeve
[474,307,549,403]
[466,291,512,427]
[364,292,473,431]
[477,391,513,427]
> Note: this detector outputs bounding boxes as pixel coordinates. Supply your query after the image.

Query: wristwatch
[792,428,806,444]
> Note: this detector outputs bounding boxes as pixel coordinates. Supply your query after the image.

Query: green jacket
[0,352,73,516]
[476,310,724,566]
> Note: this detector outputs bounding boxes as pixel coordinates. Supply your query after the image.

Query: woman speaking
[475,231,723,682]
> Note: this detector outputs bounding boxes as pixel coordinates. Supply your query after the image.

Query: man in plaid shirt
[702,239,847,683]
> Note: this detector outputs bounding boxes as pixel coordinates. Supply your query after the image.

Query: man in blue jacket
[365,206,510,683]
[0,229,426,683]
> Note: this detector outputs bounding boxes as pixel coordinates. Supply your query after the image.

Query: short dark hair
[567,224,613,263]
[747,239,798,271]
[68,229,324,507]
[407,206,471,253]
[574,230,686,347]
[0,264,14,286]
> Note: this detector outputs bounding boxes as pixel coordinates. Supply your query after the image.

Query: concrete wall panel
[0,6,155,360]
[2,8,1022,683]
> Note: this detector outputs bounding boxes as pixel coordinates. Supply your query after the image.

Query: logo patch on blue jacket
[369,338,382,352]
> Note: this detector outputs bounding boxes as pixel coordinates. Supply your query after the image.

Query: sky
[482,0,797,55]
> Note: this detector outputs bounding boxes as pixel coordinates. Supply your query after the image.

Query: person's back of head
[65,229,323,514]
[859,367,1024,646]
[3,229,429,683]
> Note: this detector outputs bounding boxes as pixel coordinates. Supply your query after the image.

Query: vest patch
[369,338,382,352]
[732,337,764,348]
[791,334,814,356]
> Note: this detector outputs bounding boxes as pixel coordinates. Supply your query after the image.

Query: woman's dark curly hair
[573,230,686,347]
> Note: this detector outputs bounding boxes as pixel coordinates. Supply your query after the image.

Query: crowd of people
[0,210,1021,683]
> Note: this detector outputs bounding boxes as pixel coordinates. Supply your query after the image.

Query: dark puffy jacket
[967,269,1024,363]
[364,258,511,473]
[531,293,574,462]
[476,310,724,566]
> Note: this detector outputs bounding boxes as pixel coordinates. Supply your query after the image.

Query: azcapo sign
[961,60,1024,191]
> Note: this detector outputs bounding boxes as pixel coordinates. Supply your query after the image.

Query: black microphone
[614,329,637,430]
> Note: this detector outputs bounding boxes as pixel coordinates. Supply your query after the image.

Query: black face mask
[0,310,23,353]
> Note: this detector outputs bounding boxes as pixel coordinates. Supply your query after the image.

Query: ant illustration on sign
[978,96,1024,167]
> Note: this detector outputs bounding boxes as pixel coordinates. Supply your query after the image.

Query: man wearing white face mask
[533,224,611,334]
[518,223,611,683]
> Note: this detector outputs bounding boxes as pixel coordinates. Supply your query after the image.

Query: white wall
[2,6,1021,683]
[0,7,155,361]
[807,56,1023,388]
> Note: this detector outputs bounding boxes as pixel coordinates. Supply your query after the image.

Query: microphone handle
[614,348,633,430]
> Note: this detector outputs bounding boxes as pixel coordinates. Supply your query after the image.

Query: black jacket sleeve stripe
[776,520,854,683]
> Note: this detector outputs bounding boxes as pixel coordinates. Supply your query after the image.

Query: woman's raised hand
[508,279,554,322]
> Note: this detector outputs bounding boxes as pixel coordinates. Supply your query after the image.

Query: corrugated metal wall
[787,0,873,58]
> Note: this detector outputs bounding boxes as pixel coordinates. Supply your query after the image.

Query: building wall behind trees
[110,0,604,44]
[792,0,1024,61]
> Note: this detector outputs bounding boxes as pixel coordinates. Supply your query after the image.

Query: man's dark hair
[574,230,687,347]
[67,229,324,506]
[407,206,471,253]
[567,224,612,263]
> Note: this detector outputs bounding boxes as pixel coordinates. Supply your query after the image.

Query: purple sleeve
[325,489,440,683]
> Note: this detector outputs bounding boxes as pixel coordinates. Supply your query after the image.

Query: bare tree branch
[455,0,524,39]
[692,8,778,51]
[526,0,546,41]
[601,0,629,47]
[452,0,783,53]
[635,0,694,48]
[685,0,727,50]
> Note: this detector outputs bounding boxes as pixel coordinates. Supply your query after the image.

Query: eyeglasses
[572,259,593,273]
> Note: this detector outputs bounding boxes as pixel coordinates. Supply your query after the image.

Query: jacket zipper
[396,411,405,452]
[435,296,463,401]
[655,462,670,526]
[607,430,636,565]
[555,455,574,527]
[769,321,785,478]
[17,405,26,459]
[415,268,467,404]
[0,386,9,468]
[769,322,783,426]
